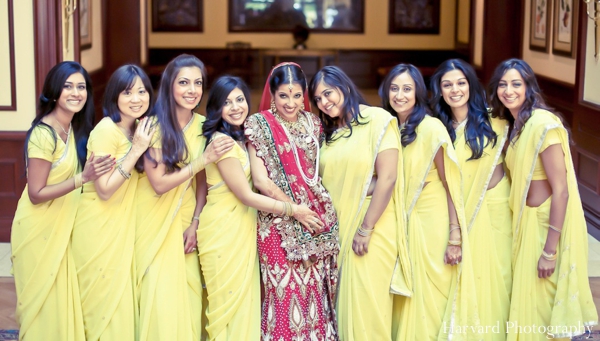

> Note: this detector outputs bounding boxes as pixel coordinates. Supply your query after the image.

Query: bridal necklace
[275,111,320,187]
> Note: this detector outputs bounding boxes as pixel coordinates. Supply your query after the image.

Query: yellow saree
[197,135,260,341]
[135,114,204,341]
[320,107,412,341]
[505,109,597,340]
[72,117,136,340]
[394,115,480,341]
[454,116,512,340]
[11,125,85,341]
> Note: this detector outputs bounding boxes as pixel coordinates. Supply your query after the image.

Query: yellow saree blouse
[72,117,137,340]
[454,116,512,341]
[394,115,480,341]
[11,125,85,341]
[505,109,598,340]
[320,107,412,341]
[135,114,204,341]
[197,135,260,341]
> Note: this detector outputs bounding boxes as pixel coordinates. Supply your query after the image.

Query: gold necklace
[53,117,71,135]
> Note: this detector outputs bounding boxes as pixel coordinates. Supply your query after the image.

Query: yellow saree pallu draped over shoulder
[135,114,204,341]
[72,118,137,340]
[197,134,260,341]
[394,115,480,341]
[505,109,597,340]
[320,107,412,341]
[11,125,85,341]
[454,116,512,341]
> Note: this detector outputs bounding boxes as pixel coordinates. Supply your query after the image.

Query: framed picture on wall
[79,0,92,49]
[152,0,203,32]
[228,0,364,33]
[529,0,550,52]
[388,0,440,34]
[552,0,578,57]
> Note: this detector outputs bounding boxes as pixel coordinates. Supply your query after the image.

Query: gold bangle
[447,239,462,246]
[548,224,562,233]
[285,202,293,217]
[117,164,131,179]
[449,226,461,233]
[357,226,374,237]
[542,250,558,261]
[189,156,205,177]
[74,173,83,189]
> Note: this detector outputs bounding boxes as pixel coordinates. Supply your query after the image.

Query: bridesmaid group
[10,54,598,341]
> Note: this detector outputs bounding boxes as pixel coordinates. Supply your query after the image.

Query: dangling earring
[270,100,277,113]
[300,103,305,111]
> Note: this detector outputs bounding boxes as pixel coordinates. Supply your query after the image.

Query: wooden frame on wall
[152,0,203,32]
[228,0,364,33]
[79,0,92,49]
[552,0,579,57]
[530,0,551,52]
[388,0,441,34]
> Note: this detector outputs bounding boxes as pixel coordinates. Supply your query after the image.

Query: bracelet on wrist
[447,239,462,246]
[74,173,83,189]
[541,249,558,261]
[548,224,562,233]
[117,164,131,180]
[357,226,374,237]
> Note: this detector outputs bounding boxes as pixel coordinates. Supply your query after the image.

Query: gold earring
[300,103,305,111]
[270,100,277,113]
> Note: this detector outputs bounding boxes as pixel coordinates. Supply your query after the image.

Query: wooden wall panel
[573,5,600,231]
[33,0,62,95]
[147,48,468,90]
[0,132,26,242]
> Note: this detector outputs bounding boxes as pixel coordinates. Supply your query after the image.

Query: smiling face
[56,72,87,115]
[388,72,416,121]
[313,81,344,119]
[440,69,470,113]
[497,68,527,118]
[221,87,248,127]
[272,82,304,121]
[118,76,150,121]
[172,66,203,114]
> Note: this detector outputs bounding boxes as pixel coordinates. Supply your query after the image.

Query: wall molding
[0,0,16,111]
[0,131,26,242]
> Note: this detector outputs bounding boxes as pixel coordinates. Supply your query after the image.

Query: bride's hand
[292,204,324,235]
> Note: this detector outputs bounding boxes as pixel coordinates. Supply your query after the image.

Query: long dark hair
[309,66,368,143]
[103,64,154,123]
[379,63,428,147]
[269,63,307,98]
[488,58,554,142]
[24,61,94,169]
[103,64,154,172]
[430,59,497,160]
[147,54,206,173]
[202,76,251,146]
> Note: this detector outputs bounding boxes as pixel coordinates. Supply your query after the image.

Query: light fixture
[583,0,600,60]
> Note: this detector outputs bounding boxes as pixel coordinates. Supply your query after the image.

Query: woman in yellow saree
[11,61,114,341]
[72,65,155,340]
[379,64,480,341]
[488,58,597,340]
[309,65,413,341]
[198,75,321,341]
[135,54,234,341]
[430,59,512,340]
